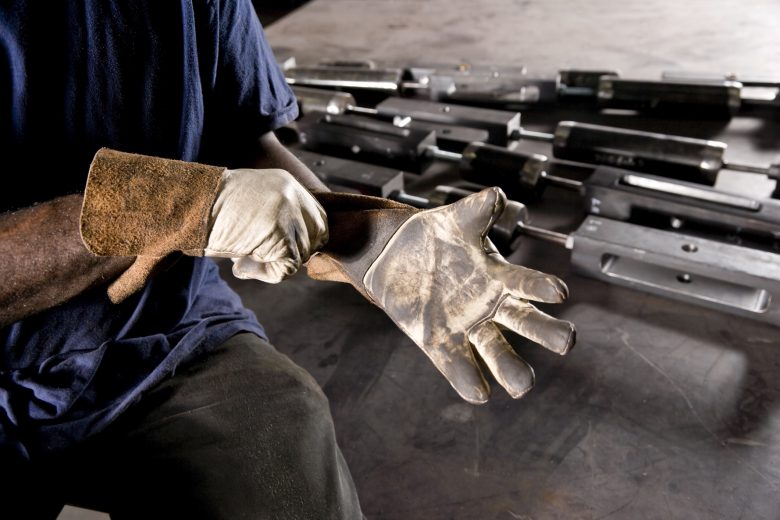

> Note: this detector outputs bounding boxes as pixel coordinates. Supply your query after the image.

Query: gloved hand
[308,187,575,403]
[204,168,328,283]
[81,148,327,302]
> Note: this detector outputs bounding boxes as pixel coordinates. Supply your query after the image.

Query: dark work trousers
[2,333,363,520]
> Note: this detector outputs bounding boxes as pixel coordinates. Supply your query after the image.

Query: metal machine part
[438,68,619,106]
[597,77,743,117]
[405,64,544,104]
[662,70,780,88]
[457,142,581,200]
[292,86,521,146]
[406,64,531,97]
[394,119,491,153]
[550,122,725,184]
[405,62,528,81]
[557,69,621,95]
[315,60,529,78]
[566,216,780,325]
[584,167,780,248]
[373,97,521,146]
[662,71,780,106]
[287,64,615,107]
[286,66,407,92]
[292,149,405,197]
[288,65,765,117]
[297,113,577,200]
[297,114,438,172]
[318,59,378,69]
[444,78,558,105]
[517,121,780,185]
[285,66,457,99]
[293,86,362,115]
[296,116,775,211]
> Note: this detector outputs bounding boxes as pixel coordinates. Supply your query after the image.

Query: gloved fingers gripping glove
[204,168,328,283]
[308,187,575,404]
[80,148,327,302]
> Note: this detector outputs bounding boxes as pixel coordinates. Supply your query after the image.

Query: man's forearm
[252,132,330,193]
[0,195,133,327]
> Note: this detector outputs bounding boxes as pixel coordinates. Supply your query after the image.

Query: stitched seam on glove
[467,293,516,336]
[307,207,418,286]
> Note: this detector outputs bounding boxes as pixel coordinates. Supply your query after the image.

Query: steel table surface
[223,2,780,518]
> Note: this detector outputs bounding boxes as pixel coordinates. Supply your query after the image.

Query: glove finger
[252,234,303,267]
[420,339,491,404]
[296,214,329,263]
[292,223,312,265]
[487,255,568,303]
[444,187,507,241]
[468,321,535,399]
[493,296,576,355]
[307,199,330,253]
[231,256,298,283]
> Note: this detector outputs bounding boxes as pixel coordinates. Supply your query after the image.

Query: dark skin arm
[0,194,134,328]
[249,131,330,193]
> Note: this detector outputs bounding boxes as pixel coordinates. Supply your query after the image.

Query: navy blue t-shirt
[0,0,299,459]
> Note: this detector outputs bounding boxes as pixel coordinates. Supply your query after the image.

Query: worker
[0,1,574,518]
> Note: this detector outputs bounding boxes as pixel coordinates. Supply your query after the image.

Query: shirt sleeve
[203,0,298,157]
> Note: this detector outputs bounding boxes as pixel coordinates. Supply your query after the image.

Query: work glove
[81,148,327,301]
[308,187,575,403]
[205,168,328,282]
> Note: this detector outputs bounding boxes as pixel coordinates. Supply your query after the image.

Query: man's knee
[200,336,361,519]
[236,335,333,425]
[87,335,361,519]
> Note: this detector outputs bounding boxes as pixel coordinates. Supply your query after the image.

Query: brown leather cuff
[80,148,225,303]
[81,148,225,256]
[306,192,418,301]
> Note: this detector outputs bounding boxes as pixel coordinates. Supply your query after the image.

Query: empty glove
[308,187,575,403]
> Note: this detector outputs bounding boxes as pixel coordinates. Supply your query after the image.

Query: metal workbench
[228,1,780,518]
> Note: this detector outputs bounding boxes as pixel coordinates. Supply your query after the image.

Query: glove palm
[310,187,575,403]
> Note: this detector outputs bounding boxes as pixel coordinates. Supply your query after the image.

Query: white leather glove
[307,188,575,403]
[205,168,329,283]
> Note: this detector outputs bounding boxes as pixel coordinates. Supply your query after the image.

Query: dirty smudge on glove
[363,188,575,403]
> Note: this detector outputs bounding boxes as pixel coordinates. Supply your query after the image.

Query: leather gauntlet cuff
[80,148,225,303]
[306,192,418,301]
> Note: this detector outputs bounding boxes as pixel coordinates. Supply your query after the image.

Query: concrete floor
[62,0,780,518]
[260,1,780,519]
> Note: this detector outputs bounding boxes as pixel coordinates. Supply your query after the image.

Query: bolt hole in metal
[315,159,326,166]
[682,243,698,253]
[599,254,770,313]
[677,273,693,283]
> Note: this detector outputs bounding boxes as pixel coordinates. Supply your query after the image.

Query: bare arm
[250,131,330,193]
[0,195,134,327]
